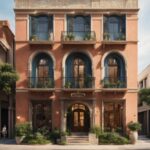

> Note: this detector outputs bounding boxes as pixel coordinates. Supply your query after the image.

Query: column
[147,110,149,135]
[8,95,14,138]
[61,100,67,132]
[0,101,1,138]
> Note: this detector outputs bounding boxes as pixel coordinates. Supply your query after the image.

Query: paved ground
[0,137,150,150]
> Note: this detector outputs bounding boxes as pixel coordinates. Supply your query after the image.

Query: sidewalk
[0,138,150,150]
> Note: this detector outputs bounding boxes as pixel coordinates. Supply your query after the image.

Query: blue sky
[0,0,149,73]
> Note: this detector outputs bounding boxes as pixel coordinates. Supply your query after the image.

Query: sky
[0,0,149,74]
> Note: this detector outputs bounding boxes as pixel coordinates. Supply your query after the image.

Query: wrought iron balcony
[15,0,138,10]
[63,77,95,89]
[102,32,126,45]
[101,77,127,89]
[29,33,54,45]
[61,31,96,44]
[28,77,54,88]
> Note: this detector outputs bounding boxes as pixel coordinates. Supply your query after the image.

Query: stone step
[68,143,91,145]
[66,136,89,138]
[66,135,90,144]
[67,139,89,142]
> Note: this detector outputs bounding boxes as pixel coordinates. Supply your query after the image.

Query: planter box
[89,133,98,145]
[129,131,138,144]
[15,136,25,144]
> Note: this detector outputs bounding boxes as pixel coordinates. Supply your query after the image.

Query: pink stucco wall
[15,12,138,131]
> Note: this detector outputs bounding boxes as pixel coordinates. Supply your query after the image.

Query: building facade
[138,65,150,136]
[0,21,15,138]
[15,0,138,134]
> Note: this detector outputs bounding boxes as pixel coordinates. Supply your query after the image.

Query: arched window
[31,53,54,88]
[65,53,92,88]
[73,58,85,78]
[37,58,49,78]
[104,53,126,88]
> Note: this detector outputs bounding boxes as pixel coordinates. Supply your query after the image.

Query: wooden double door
[32,101,52,131]
[67,103,90,133]
[104,101,124,132]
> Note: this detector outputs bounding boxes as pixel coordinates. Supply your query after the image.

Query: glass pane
[74,112,79,127]
[104,102,123,132]
[80,112,84,127]
[74,17,85,32]
[108,58,118,83]
[33,102,51,130]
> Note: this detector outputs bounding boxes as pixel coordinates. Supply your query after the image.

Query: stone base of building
[16,89,137,136]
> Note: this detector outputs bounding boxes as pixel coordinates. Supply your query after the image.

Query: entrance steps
[66,133,90,145]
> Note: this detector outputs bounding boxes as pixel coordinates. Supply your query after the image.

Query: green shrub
[59,140,67,145]
[27,132,50,145]
[128,122,141,131]
[49,129,61,144]
[37,127,49,137]
[15,122,32,137]
[90,126,101,137]
[66,129,71,136]
[99,132,129,145]
[0,63,19,94]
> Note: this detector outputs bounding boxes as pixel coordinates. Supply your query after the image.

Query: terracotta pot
[129,131,138,144]
[15,136,25,144]
[89,133,98,145]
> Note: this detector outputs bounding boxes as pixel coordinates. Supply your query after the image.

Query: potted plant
[30,35,38,41]
[67,32,75,41]
[89,127,100,144]
[64,81,72,88]
[120,33,126,40]
[127,121,141,144]
[84,33,92,41]
[60,131,67,144]
[15,123,32,144]
[103,32,110,41]
[49,32,53,41]
[46,79,53,88]
[85,76,92,88]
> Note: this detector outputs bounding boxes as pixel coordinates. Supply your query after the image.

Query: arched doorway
[67,103,90,133]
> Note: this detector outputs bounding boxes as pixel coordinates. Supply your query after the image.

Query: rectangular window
[67,15,91,32]
[29,15,53,41]
[104,15,126,41]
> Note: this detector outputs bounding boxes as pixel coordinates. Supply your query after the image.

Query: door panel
[67,103,90,133]
[32,101,52,131]
[104,102,124,132]
[72,110,85,132]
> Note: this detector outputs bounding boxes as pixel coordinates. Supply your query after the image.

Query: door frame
[66,103,91,133]
[102,99,125,133]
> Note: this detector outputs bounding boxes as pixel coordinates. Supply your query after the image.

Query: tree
[139,88,150,105]
[0,63,19,94]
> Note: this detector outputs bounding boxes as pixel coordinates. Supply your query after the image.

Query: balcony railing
[103,33,126,41]
[29,33,54,44]
[61,31,96,43]
[15,0,138,10]
[28,77,54,88]
[63,77,95,89]
[101,77,127,88]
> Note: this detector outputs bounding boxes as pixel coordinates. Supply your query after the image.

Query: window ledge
[62,88,95,92]
[101,88,127,92]
[102,40,127,45]
[29,40,54,45]
[28,88,55,92]
[62,40,96,45]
